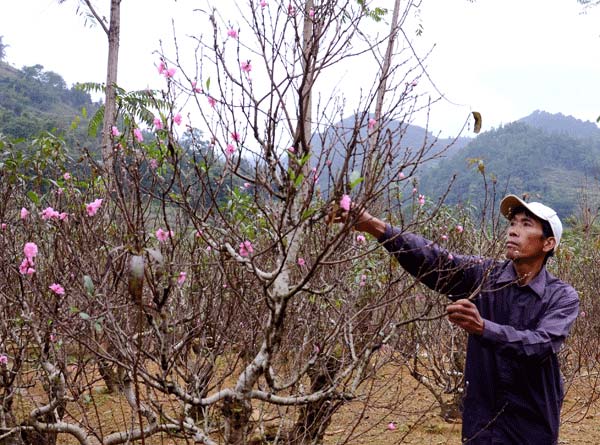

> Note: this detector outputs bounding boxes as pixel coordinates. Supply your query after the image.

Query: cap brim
[500,195,527,219]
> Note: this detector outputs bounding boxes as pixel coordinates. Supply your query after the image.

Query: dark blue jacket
[380,226,579,444]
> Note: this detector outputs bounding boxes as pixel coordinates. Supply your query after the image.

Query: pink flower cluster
[86,198,103,216]
[49,283,65,295]
[41,207,68,221]
[19,242,38,276]
[177,271,187,286]
[0,354,7,366]
[158,61,176,78]
[20,208,29,220]
[340,194,351,212]
[156,228,174,242]
[239,240,254,257]
[133,128,144,142]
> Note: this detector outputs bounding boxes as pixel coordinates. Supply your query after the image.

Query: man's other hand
[446,299,485,335]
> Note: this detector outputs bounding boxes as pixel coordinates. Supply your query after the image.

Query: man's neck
[511,259,545,286]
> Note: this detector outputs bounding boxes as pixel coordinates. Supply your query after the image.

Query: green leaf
[27,191,40,205]
[83,275,94,296]
[349,170,364,189]
[294,173,305,188]
[206,77,211,91]
[79,312,90,321]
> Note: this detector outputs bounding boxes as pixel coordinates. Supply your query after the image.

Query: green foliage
[420,118,600,219]
[0,61,101,149]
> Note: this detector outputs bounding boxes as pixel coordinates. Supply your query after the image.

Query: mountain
[518,110,600,139]
[0,61,99,145]
[419,112,600,219]
[311,114,471,194]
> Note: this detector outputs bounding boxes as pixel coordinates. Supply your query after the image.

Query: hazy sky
[1,0,599,136]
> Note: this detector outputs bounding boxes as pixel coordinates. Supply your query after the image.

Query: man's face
[505,212,551,262]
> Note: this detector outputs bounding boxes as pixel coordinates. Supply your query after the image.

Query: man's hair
[509,205,554,264]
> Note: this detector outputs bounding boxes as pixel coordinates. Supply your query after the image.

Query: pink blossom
[288,3,296,15]
[24,242,38,261]
[0,354,7,366]
[241,61,252,73]
[173,113,182,125]
[111,126,120,137]
[19,258,34,275]
[326,159,332,166]
[133,128,144,142]
[368,118,377,130]
[50,333,57,342]
[191,81,202,93]
[86,198,103,216]
[580,311,587,318]
[206,246,212,252]
[177,272,187,285]
[288,147,295,154]
[63,172,71,180]
[359,274,367,286]
[243,182,251,189]
[456,224,464,233]
[418,194,425,206]
[297,257,306,267]
[49,283,65,295]
[309,7,315,18]
[59,212,69,221]
[156,228,174,242]
[158,61,166,75]
[196,230,203,238]
[260,0,267,7]
[1,223,6,230]
[441,234,448,241]
[226,144,236,157]
[231,131,240,142]
[41,207,60,220]
[208,96,216,108]
[56,188,64,196]
[412,187,417,194]
[239,240,254,257]
[339,194,351,212]
[398,172,405,179]
[387,422,397,431]
[153,117,163,130]
[448,254,454,261]
[149,159,159,170]
[20,208,29,220]
[227,28,238,39]
[356,234,366,244]
[165,67,177,78]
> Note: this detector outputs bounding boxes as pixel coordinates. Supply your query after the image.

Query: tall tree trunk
[101,0,121,177]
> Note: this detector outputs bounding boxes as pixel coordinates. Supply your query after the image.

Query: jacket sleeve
[378,224,489,299]
[481,287,579,359]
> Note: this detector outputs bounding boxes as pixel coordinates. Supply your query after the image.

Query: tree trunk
[221,396,252,445]
[101,0,121,177]
[289,356,340,445]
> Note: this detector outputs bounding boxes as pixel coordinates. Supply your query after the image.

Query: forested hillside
[0,61,99,145]
[419,114,600,218]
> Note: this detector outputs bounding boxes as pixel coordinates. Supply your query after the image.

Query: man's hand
[326,206,386,239]
[446,299,485,335]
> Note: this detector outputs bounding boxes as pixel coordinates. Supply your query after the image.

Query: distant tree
[0,35,7,61]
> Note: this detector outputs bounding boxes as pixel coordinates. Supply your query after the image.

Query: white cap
[500,194,563,248]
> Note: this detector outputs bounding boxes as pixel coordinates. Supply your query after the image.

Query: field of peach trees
[2,1,600,444]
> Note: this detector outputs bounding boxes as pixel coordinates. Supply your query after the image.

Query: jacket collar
[497,261,547,298]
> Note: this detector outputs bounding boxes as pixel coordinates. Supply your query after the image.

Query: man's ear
[543,237,557,253]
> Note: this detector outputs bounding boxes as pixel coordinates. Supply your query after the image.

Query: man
[350,194,579,444]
